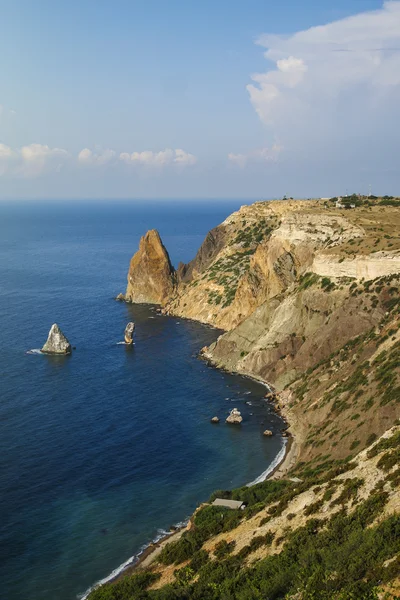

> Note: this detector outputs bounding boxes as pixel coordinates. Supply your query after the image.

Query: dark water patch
[0,201,284,600]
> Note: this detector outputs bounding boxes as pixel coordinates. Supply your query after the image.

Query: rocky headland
[123,229,176,304]
[102,197,400,599]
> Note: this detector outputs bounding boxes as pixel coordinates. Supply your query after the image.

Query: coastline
[83,432,296,597]
[82,313,299,598]
[122,433,295,578]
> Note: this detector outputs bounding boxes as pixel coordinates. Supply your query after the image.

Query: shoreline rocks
[210,416,220,423]
[41,324,72,355]
[226,408,243,424]
[263,429,273,437]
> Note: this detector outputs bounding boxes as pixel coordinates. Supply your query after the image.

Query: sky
[0,0,399,200]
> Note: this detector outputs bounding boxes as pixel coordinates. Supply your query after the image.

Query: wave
[79,520,188,600]
[26,349,43,355]
[247,441,287,487]
[116,341,135,345]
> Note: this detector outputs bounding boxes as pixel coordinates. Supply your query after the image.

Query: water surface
[0,201,284,600]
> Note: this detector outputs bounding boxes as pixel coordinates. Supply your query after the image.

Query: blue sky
[1,0,398,199]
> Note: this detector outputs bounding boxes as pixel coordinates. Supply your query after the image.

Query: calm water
[0,200,285,600]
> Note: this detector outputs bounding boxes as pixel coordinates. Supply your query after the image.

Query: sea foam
[79,520,188,600]
[247,441,287,486]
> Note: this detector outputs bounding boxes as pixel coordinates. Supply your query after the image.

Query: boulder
[210,416,220,424]
[124,322,135,344]
[226,408,243,424]
[115,293,125,301]
[41,324,72,354]
[263,429,273,437]
[125,230,176,304]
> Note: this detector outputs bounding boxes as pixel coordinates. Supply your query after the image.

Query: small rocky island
[41,323,72,354]
[226,408,243,424]
[124,322,135,344]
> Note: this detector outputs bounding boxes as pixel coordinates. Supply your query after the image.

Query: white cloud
[0,142,68,177]
[247,1,400,156]
[119,148,197,167]
[77,147,116,166]
[228,143,283,168]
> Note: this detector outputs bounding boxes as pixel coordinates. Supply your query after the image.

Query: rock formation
[125,230,176,304]
[124,322,135,344]
[226,408,243,424]
[263,429,273,437]
[41,324,72,354]
[210,416,220,424]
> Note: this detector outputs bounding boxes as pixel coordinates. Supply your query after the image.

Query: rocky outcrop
[226,408,243,424]
[312,251,400,280]
[124,322,135,344]
[263,429,273,437]
[125,230,176,305]
[210,416,220,424]
[41,324,72,354]
[177,225,228,283]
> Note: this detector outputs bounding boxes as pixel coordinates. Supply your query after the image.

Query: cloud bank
[0,144,197,178]
[119,148,197,167]
[228,143,283,168]
[0,143,68,177]
[247,1,400,158]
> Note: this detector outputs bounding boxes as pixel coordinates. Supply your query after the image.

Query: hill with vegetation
[98,196,400,599]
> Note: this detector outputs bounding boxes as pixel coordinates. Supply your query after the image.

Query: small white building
[212,498,245,510]
[336,197,344,208]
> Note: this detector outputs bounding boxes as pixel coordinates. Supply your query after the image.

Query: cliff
[124,229,176,304]
[119,199,400,465]
[104,198,400,599]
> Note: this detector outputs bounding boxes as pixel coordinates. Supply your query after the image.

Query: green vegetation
[88,492,399,600]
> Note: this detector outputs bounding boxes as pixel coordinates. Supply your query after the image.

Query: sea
[0,200,285,600]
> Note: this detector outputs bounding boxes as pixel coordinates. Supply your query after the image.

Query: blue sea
[0,200,285,600]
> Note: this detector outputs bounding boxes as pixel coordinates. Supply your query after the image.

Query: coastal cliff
[121,198,400,467]
[105,197,400,599]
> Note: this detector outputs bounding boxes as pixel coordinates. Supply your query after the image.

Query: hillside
[100,197,400,599]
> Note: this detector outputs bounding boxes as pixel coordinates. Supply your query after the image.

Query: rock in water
[124,322,135,344]
[226,408,243,424]
[124,230,176,305]
[41,324,72,354]
[210,416,220,423]
[263,429,273,437]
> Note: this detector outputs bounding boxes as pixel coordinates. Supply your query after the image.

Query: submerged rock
[41,324,72,354]
[226,408,243,424]
[211,416,220,423]
[124,229,176,305]
[124,322,135,344]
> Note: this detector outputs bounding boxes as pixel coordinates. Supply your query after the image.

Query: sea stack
[41,324,72,354]
[124,230,176,304]
[226,408,243,424]
[124,322,135,344]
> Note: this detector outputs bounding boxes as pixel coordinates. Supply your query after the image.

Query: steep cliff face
[100,198,400,600]
[120,199,400,466]
[125,229,176,304]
